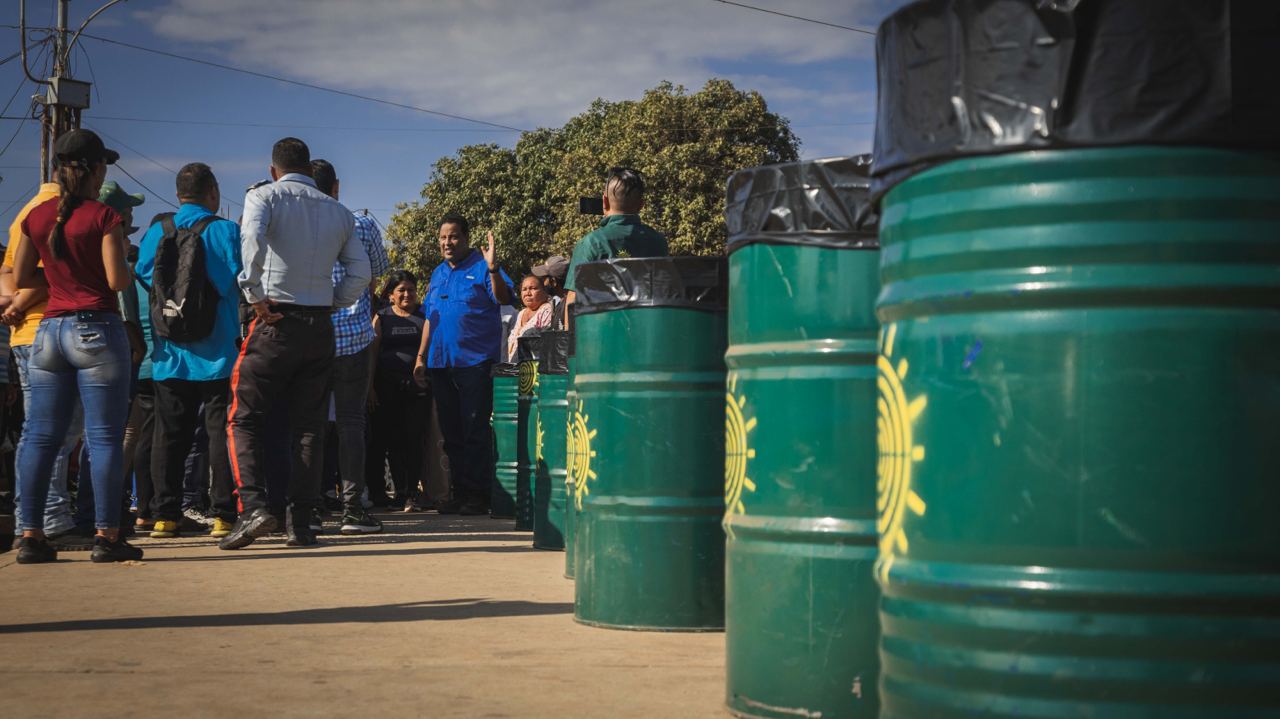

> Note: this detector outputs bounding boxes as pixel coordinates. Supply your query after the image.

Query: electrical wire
[85,114,873,133]
[80,33,529,133]
[88,126,245,209]
[112,161,179,210]
[0,183,39,219]
[709,0,877,35]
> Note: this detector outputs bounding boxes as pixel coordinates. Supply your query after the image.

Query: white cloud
[138,0,890,129]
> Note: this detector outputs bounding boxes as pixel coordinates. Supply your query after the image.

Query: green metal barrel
[723,158,881,718]
[515,340,539,532]
[534,331,570,551]
[573,257,728,631]
[490,365,520,519]
[564,356,578,579]
[875,146,1280,718]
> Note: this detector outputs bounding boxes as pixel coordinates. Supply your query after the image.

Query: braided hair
[48,159,95,259]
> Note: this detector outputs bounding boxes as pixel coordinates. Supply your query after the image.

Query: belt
[73,310,120,321]
[273,303,332,314]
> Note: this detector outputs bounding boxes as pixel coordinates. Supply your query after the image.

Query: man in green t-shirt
[563,167,668,321]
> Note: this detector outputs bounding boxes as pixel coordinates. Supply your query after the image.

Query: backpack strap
[188,215,219,236]
[134,213,178,294]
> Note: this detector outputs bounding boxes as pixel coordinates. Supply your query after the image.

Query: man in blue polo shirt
[412,213,513,515]
[136,162,243,540]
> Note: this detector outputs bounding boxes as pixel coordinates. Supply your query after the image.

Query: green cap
[98,180,145,213]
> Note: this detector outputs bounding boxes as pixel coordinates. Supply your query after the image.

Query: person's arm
[0,250,48,325]
[412,317,432,388]
[102,225,131,292]
[333,215,371,308]
[13,232,41,290]
[237,189,279,323]
[481,231,512,305]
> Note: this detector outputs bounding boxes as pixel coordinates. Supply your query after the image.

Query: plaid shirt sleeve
[331,214,389,356]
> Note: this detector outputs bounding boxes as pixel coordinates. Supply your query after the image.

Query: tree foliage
[387,79,799,279]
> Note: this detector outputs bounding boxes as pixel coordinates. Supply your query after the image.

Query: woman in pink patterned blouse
[507,275,555,359]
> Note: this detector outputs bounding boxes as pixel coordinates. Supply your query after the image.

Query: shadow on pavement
[0,598,574,634]
[161,543,539,561]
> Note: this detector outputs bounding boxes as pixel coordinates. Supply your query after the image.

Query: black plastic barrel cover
[516,331,542,364]
[538,330,571,375]
[872,0,1280,196]
[572,257,728,316]
[725,155,879,253]
[491,362,519,378]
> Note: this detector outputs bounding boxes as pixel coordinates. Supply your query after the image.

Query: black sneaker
[48,527,96,552]
[436,498,463,515]
[91,536,144,563]
[217,508,279,550]
[16,536,58,564]
[458,501,491,516]
[285,525,319,547]
[309,508,324,533]
[340,510,383,535]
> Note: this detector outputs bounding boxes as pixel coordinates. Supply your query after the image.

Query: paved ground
[0,513,726,718]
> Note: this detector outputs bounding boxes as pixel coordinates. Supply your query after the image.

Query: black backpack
[146,213,221,343]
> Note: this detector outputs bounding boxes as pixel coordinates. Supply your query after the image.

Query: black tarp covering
[873,0,1280,196]
[516,332,541,364]
[492,362,519,377]
[725,156,879,253]
[572,258,728,316]
[538,330,570,375]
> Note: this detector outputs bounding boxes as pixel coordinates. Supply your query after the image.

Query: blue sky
[2,0,908,237]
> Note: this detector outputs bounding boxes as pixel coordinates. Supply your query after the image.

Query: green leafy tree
[388,79,799,279]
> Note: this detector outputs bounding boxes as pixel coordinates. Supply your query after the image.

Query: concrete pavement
[0,513,726,718]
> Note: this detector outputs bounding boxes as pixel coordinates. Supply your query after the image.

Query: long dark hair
[379,269,419,303]
[48,160,97,259]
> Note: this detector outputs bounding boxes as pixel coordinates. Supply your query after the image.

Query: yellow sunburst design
[536,412,545,463]
[518,360,539,396]
[724,372,757,533]
[876,323,927,584]
[568,397,597,510]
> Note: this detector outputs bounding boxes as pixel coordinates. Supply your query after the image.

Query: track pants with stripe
[227,309,334,527]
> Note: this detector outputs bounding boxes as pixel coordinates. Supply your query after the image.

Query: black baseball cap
[53,129,119,167]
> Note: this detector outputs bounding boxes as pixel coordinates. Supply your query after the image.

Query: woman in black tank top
[369,271,429,510]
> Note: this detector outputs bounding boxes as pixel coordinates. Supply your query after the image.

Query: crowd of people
[0,129,665,564]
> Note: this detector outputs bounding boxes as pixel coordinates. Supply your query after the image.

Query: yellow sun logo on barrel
[724,372,757,533]
[568,398,597,510]
[518,360,539,396]
[876,323,927,584]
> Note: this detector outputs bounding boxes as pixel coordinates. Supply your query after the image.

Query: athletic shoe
[458,501,491,517]
[217,508,279,550]
[210,518,235,538]
[182,509,213,530]
[150,520,180,539]
[340,510,383,535]
[285,526,319,547]
[309,508,324,533]
[91,536,144,563]
[48,527,96,551]
[436,498,462,515]
[16,536,58,564]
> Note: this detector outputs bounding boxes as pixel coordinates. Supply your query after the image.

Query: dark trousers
[429,363,494,506]
[331,346,372,509]
[227,310,334,527]
[151,378,234,522]
[131,380,156,519]
[182,419,210,511]
[368,376,430,502]
[263,400,291,517]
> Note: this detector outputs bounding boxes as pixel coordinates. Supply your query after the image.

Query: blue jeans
[17,313,131,532]
[11,343,84,535]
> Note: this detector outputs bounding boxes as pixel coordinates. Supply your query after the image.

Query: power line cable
[89,127,244,210]
[0,183,39,219]
[112,161,179,210]
[709,0,877,35]
[83,114,873,132]
[80,33,529,133]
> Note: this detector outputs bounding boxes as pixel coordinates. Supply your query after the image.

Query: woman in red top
[13,129,139,564]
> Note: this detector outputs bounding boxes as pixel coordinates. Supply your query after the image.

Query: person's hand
[413,358,427,388]
[483,230,498,270]
[1,305,24,326]
[252,299,283,324]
